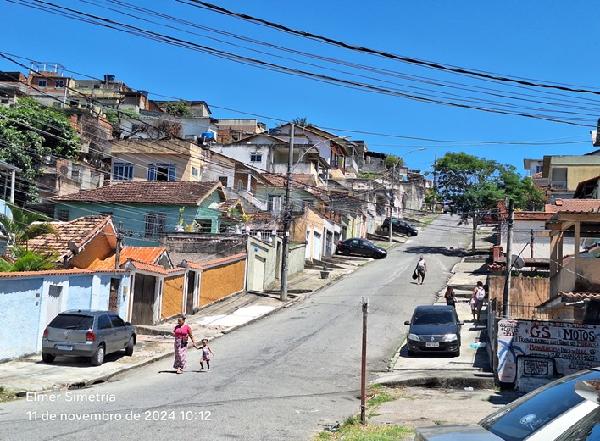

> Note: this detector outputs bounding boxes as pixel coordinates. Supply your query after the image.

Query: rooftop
[87,246,169,270]
[53,181,222,205]
[545,199,600,213]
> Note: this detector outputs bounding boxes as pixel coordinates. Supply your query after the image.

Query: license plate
[425,342,439,348]
[56,345,73,351]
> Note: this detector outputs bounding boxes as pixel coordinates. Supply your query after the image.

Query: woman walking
[471,281,486,322]
[415,256,427,285]
[444,286,456,308]
[173,315,196,374]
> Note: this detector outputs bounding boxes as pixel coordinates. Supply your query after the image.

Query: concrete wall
[246,236,280,292]
[292,208,325,261]
[288,243,306,276]
[161,274,184,319]
[559,257,600,293]
[488,275,550,320]
[199,257,246,306]
[72,223,115,269]
[0,278,43,360]
[500,219,576,260]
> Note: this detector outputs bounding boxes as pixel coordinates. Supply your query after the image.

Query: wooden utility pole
[471,210,478,253]
[280,124,294,302]
[502,199,515,317]
[360,297,368,425]
[530,229,534,259]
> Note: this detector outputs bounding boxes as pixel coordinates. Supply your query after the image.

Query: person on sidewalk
[173,315,196,374]
[415,256,427,285]
[471,281,486,322]
[444,286,456,308]
[197,338,214,371]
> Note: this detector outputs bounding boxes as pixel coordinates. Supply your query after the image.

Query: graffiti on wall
[497,319,600,383]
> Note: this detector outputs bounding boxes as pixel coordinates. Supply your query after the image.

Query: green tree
[163,101,192,117]
[0,205,55,248]
[0,247,57,272]
[384,154,404,169]
[0,98,80,203]
[434,152,545,211]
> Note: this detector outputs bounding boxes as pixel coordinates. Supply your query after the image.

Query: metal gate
[132,274,156,325]
[185,271,196,314]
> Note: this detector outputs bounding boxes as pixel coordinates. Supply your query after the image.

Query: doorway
[131,274,156,325]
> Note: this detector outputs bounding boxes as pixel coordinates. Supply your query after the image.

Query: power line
[177,0,600,96]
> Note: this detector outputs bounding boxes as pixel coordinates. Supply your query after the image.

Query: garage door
[131,274,156,325]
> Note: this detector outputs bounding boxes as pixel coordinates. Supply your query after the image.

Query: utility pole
[389,164,395,244]
[280,124,294,302]
[471,209,478,253]
[530,229,534,259]
[360,297,368,425]
[502,199,515,318]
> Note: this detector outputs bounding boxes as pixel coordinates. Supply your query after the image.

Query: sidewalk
[0,252,378,395]
[376,255,494,389]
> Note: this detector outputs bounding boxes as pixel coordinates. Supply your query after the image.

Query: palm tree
[0,205,55,249]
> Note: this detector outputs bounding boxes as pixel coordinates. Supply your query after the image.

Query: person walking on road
[197,338,214,371]
[471,281,486,322]
[173,315,196,374]
[444,286,456,308]
[415,256,427,285]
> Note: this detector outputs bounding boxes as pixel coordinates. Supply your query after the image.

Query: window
[147,164,175,181]
[113,162,133,181]
[237,180,245,191]
[37,79,47,87]
[57,209,70,221]
[49,314,93,330]
[97,314,113,330]
[218,176,228,187]
[55,79,65,88]
[195,219,213,233]
[250,152,262,163]
[191,167,199,177]
[535,165,543,174]
[71,168,80,181]
[267,195,282,213]
[109,315,125,327]
[144,213,166,238]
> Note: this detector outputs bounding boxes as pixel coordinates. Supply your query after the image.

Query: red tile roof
[559,292,600,302]
[28,215,114,259]
[0,268,125,279]
[515,211,553,221]
[88,246,168,270]
[124,259,180,276]
[261,173,328,200]
[54,181,223,205]
[545,199,600,213]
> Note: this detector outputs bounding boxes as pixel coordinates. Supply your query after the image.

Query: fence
[488,275,550,320]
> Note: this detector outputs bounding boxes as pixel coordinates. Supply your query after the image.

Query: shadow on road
[397,342,459,359]
[403,246,466,257]
[34,352,128,367]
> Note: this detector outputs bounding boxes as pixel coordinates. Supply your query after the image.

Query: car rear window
[49,314,94,330]
[413,310,455,325]
[480,370,600,441]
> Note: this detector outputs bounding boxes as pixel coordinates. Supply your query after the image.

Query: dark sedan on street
[336,238,387,259]
[382,217,418,236]
[404,305,462,356]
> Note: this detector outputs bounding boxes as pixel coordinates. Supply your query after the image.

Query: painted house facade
[53,181,226,246]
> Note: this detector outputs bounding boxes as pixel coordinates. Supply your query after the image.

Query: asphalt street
[0,215,471,441]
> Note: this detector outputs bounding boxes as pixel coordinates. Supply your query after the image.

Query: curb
[375,374,495,390]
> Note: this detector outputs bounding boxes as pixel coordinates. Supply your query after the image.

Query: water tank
[201,131,215,141]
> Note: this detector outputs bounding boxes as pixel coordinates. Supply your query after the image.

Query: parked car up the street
[382,217,418,236]
[336,238,387,259]
[42,310,136,366]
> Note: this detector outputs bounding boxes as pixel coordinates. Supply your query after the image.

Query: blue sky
[1,0,598,176]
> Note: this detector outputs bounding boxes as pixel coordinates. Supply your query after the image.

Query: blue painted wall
[66,275,93,310]
[0,278,43,360]
[54,200,222,246]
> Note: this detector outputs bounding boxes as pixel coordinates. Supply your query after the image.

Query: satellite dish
[513,255,525,269]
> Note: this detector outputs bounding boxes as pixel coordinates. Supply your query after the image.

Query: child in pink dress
[198,339,214,371]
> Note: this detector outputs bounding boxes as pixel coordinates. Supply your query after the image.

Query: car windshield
[480,370,600,441]
[555,407,600,441]
[412,310,455,325]
[49,314,94,330]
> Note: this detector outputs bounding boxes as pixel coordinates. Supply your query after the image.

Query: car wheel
[91,344,105,366]
[125,337,134,356]
[42,353,55,364]
[452,349,460,358]
[407,349,416,357]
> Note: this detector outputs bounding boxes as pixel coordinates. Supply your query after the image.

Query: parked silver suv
[42,310,136,366]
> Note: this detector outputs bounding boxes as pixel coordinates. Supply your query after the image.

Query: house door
[132,274,156,325]
[252,256,265,291]
[325,231,333,257]
[45,285,63,326]
[185,271,196,314]
[305,231,311,259]
[313,232,322,260]
[108,278,120,313]
[275,242,282,280]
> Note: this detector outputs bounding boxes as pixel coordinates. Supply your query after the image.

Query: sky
[1,0,599,176]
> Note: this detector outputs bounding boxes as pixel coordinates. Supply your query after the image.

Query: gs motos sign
[497,319,600,383]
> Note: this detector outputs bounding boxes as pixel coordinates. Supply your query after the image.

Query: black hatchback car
[404,305,462,356]
[382,218,418,236]
[336,238,387,259]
